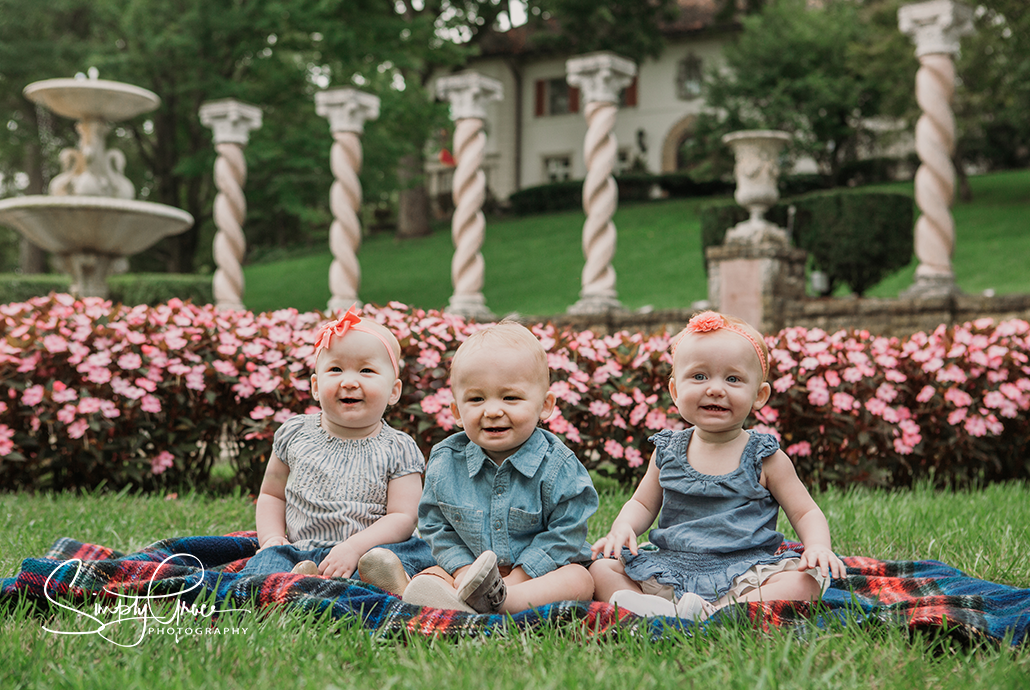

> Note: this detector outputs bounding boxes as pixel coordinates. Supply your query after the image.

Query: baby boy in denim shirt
[403,321,598,613]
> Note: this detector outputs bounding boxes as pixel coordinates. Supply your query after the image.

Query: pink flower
[944,388,973,408]
[141,395,162,413]
[604,439,625,459]
[875,383,897,403]
[77,398,102,415]
[67,418,89,440]
[644,409,668,430]
[773,374,794,393]
[250,406,275,420]
[610,392,633,407]
[417,348,441,369]
[947,408,968,425]
[589,400,611,417]
[57,405,77,425]
[51,381,78,404]
[786,441,812,458]
[625,446,644,468]
[964,415,988,437]
[831,392,857,413]
[0,424,14,456]
[916,385,935,403]
[117,352,143,370]
[151,451,175,475]
[807,389,830,406]
[22,385,45,407]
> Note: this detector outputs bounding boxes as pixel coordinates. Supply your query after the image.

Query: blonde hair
[450,320,549,388]
[670,311,770,382]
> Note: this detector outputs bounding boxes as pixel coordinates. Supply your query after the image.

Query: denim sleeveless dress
[622,428,799,601]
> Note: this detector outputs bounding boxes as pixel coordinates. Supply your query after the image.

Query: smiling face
[311,329,402,440]
[670,329,771,443]
[449,336,556,464]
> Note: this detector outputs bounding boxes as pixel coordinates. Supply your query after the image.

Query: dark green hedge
[0,273,214,306]
[508,173,735,215]
[699,191,914,295]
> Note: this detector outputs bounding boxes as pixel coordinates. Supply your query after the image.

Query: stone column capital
[199,98,263,145]
[315,88,381,134]
[436,71,503,121]
[565,51,636,105]
[899,0,974,57]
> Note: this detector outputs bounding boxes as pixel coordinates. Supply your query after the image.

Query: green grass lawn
[244,169,1030,316]
[3,483,1030,689]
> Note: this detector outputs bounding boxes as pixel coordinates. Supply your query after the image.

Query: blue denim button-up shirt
[418,428,598,579]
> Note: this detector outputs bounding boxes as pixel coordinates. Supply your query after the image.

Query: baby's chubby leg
[588,557,642,603]
[714,569,821,608]
[501,563,594,613]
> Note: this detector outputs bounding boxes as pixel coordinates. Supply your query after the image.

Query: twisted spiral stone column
[566,52,636,315]
[449,117,490,316]
[315,88,379,312]
[575,101,620,308]
[327,131,364,311]
[898,0,973,298]
[211,142,249,311]
[199,99,262,311]
[436,71,502,321]
[912,54,957,282]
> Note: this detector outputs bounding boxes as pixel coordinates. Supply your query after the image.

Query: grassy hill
[244,169,1030,316]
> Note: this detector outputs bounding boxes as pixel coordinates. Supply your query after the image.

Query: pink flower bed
[2,294,1028,492]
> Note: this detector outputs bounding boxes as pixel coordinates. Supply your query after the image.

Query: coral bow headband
[675,311,768,378]
[313,305,399,378]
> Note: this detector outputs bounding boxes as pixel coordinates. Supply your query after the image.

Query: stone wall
[530,292,1030,338]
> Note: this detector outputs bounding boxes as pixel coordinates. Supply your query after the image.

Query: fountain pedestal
[706,130,805,332]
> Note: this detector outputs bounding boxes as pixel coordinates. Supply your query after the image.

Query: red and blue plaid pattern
[3,534,1027,644]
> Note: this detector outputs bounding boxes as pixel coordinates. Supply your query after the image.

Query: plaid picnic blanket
[3,533,1028,645]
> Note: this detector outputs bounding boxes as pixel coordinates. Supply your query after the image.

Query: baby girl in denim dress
[590,311,847,620]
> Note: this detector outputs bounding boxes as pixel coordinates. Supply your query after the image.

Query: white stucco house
[426,1,740,207]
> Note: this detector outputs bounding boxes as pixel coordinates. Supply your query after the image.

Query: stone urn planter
[721,130,792,245]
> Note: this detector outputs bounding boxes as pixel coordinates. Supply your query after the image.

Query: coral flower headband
[672,311,768,378]
[313,305,400,378]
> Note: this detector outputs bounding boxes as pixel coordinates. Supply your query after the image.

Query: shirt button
[494,521,502,530]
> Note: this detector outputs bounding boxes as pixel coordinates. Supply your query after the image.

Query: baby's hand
[319,542,361,579]
[258,535,290,550]
[797,545,847,580]
[591,524,639,560]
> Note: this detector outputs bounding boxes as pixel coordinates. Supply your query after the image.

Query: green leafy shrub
[2,296,1028,494]
[791,191,914,295]
[0,273,213,306]
[508,180,582,215]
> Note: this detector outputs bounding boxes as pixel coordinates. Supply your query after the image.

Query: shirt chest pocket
[439,502,484,553]
[507,507,542,535]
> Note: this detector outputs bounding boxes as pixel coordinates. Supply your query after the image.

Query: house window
[619,77,638,109]
[535,78,580,116]
[676,54,703,100]
[535,76,637,115]
[544,154,572,182]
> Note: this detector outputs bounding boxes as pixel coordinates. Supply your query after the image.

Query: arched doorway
[660,115,698,173]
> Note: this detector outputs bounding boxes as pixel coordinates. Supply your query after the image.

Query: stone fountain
[0,73,193,298]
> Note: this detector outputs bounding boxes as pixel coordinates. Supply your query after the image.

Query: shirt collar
[465,428,548,478]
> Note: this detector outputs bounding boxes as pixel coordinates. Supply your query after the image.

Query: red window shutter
[624,77,638,107]
[535,79,546,117]
[569,86,580,114]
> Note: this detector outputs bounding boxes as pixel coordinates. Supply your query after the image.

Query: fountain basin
[0,196,192,257]
[24,78,160,122]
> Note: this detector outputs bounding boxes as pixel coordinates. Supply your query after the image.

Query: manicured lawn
[3,483,1029,689]
[244,169,1030,316]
